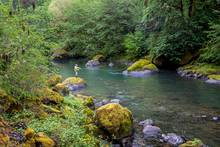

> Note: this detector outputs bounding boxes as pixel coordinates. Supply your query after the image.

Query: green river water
[55,59,220,146]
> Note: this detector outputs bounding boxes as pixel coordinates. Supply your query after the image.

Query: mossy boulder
[0,89,16,113]
[47,74,62,87]
[208,74,220,80]
[127,59,158,72]
[52,48,70,60]
[123,59,158,77]
[34,132,55,147]
[127,59,151,72]
[53,83,69,96]
[41,88,64,104]
[24,128,35,139]
[59,77,86,91]
[179,139,204,147]
[23,131,55,147]
[92,54,105,62]
[95,103,133,139]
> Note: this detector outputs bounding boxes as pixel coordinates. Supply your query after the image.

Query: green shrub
[123,31,148,58]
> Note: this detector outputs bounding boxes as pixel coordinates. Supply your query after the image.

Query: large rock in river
[123,59,158,77]
[142,125,162,140]
[95,103,133,139]
[86,54,105,68]
[55,77,86,92]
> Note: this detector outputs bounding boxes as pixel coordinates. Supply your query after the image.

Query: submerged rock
[142,125,162,140]
[162,133,184,146]
[122,70,154,77]
[95,103,133,139]
[109,62,114,67]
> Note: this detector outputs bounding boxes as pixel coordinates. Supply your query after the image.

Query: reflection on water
[55,59,220,146]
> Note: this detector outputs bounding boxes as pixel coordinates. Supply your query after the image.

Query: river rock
[95,99,110,108]
[142,125,162,140]
[58,77,86,92]
[123,59,158,77]
[162,133,184,146]
[109,62,114,67]
[212,116,219,121]
[139,119,154,127]
[95,103,133,139]
[86,60,100,67]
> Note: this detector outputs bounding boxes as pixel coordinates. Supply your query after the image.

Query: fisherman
[74,64,81,76]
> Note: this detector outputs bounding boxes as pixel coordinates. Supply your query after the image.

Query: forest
[0,0,220,146]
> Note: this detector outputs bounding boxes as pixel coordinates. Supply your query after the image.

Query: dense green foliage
[53,0,144,57]
[52,0,220,66]
[0,0,56,101]
[199,23,220,65]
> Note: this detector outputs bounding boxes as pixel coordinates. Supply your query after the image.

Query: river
[55,59,220,146]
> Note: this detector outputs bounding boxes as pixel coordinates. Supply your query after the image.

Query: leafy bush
[123,31,147,58]
[199,23,220,65]
[59,0,144,57]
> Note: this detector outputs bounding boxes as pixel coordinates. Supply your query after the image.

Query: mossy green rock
[47,74,62,87]
[0,89,16,112]
[179,139,204,147]
[143,63,158,71]
[127,59,158,72]
[208,74,220,80]
[92,54,105,62]
[95,103,133,139]
[42,88,64,104]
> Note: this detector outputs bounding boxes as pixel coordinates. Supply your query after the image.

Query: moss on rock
[52,48,70,60]
[42,88,64,104]
[143,63,158,71]
[127,59,158,72]
[47,74,62,87]
[0,89,16,112]
[62,77,85,85]
[179,64,220,76]
[35,132,55,147]
[92,54,105,62]
[95,103,133,139]
[208,74,220,80]
[179,138,204,147]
